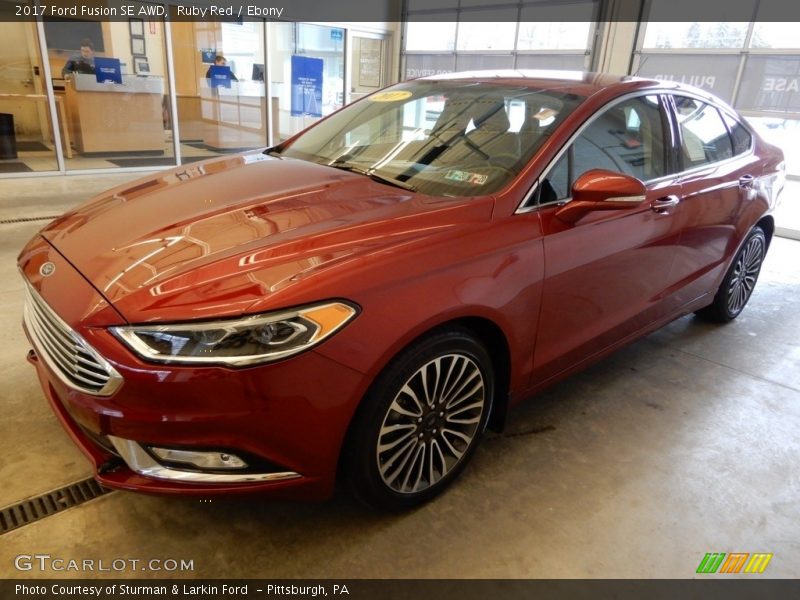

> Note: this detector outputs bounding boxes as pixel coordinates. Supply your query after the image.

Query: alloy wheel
[376,353,485,495]
[727,235,765,315]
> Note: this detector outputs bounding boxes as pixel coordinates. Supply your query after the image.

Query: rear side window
[721,112,753,155]
[674,97,734,168]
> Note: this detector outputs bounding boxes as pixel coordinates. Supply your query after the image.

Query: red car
[19,72,784,510]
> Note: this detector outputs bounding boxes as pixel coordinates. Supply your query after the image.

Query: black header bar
[2,579,800,600]
[3,0,800,23]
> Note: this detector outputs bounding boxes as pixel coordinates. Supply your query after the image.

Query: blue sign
[201,49,217,64]
[330,29,343,42]
[94,57,122,84]
[208,65,233,89]
[291,55,323,117]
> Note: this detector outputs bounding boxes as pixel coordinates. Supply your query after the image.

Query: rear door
[530,94,685,384]
[665,95,760,306]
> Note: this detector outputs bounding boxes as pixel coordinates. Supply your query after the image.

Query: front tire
[343,327,493,511]
[696,226,766,323]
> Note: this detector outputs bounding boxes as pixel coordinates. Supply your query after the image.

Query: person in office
[61,38,96,77]
[205,55,238,81]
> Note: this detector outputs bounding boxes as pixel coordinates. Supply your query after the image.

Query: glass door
[43,3,175,171]
[349,32,389,103]
[0,15,58,173]
[170,17,267,158]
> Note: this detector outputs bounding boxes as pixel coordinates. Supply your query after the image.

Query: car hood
[41,153,493,323]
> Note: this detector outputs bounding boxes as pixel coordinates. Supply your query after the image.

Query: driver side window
[539,95,668,205]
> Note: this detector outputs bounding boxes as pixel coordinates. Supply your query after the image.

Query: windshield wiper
[326,162,417,192]
[263,145,283,158]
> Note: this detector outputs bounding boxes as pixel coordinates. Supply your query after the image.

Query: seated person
[205,55,238,81]
[62,38,96,77]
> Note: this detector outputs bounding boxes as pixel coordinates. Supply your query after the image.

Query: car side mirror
[555,169,646,224]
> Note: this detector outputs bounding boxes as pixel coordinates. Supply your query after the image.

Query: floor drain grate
[0,478,112,535]
[0,215,60,225]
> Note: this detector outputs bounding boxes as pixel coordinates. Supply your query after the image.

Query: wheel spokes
[376,353,485,495]
[727,236,764,315]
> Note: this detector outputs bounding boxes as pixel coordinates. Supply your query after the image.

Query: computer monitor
[208,65,233,89]
[94,57,122,84]
[134,58,150,75]
[252,63,265,82]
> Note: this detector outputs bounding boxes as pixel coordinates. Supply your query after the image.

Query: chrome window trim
[107,436,302,484]
[605,195,647,203]
[515,88,756,214]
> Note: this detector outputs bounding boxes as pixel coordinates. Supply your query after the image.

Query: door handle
[651,195,680,213]
[739,174,755,189]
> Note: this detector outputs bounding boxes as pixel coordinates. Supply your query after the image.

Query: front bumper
[25,327,366,500]
[20,237,368,500]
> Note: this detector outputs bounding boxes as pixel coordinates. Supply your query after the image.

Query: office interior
[0,11,395,174]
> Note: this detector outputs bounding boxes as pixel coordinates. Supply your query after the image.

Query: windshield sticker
[533,107,558,121]
[369,90,413,102]
[445,170,489,185]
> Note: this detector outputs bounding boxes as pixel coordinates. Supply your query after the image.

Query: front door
[531,94,685,384]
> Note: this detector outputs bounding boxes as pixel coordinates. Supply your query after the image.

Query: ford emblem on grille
[39,262,56,277]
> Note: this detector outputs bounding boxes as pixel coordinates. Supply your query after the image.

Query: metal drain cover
[0,478,111,535]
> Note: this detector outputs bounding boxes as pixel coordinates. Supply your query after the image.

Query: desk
[0,93,72,158]
[199,80,267,150]
[65,74,165,154]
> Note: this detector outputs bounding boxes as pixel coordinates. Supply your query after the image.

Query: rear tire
[343,327,493,511]
[695,226,766,323]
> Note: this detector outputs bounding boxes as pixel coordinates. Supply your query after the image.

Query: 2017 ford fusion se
[19,71,784,510]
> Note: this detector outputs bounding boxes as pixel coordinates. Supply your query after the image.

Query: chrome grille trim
[23,282,123,396]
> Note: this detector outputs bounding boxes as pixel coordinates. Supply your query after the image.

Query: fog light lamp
[149,447,248,470]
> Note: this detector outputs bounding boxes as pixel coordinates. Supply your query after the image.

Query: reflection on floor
[0,140,258,173]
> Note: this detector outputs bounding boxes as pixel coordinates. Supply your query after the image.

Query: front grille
[23,283,122,396]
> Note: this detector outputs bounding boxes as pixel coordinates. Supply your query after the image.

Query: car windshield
[275,80,585,197]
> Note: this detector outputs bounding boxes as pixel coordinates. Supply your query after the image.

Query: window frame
[671,94,735,171]
[516,89,756,214]
[669,93,756,175]
[517,91,677,212]
[720,111,755,157]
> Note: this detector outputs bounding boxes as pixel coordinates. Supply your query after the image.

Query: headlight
[111,302,358,366]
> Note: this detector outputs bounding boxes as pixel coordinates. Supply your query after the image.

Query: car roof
[416,69,726,108]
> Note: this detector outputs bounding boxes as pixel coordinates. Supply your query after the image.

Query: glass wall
[0,15,58,173]
[0,16,389,177]
[268,22,345,142]
[44,3,175,170]
[170,18,266,156]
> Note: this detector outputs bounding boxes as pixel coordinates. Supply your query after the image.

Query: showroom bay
[2,0,800,580]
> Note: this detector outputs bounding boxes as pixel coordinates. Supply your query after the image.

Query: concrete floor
[1,173,799,579]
